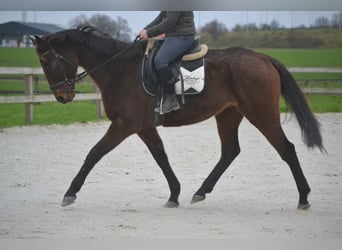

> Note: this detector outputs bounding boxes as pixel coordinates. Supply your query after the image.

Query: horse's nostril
[56,96,67,104]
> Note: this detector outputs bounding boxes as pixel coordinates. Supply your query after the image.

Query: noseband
[42,49,78,92]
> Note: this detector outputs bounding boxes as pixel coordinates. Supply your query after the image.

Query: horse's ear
[29,36,36,45]
[34,35,42,44]
[32,35,48,49]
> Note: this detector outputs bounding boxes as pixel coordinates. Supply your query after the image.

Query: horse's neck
[77,47,115,71]
[75,41,142,91]
[76,48,121,89]
[75,38,129,69]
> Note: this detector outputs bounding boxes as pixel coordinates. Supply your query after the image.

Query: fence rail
[0,92,101,104]
[288,67,342,73]
[1,67,342,123]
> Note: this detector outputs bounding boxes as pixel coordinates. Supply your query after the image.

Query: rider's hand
[139,29,148,40]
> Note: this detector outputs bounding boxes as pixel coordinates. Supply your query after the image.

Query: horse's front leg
[62,121,133,206]
[138,128,180,208]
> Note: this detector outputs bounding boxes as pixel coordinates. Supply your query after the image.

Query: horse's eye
[41,60,50,71]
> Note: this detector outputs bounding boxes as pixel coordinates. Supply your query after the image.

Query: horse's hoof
[191,194,206,204]
[61,196,76,207]
[297,202,311,210]
[164,201,179,208]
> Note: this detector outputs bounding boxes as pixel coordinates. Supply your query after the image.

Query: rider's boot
[154,67,180,114]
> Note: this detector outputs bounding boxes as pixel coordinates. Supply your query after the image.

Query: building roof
[0,21,63,36]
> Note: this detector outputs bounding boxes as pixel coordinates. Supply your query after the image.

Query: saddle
[142,37,208,98]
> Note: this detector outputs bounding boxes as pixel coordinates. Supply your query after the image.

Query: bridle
[42,49,78,91]
[43,36,142,92]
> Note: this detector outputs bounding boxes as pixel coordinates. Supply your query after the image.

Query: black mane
[43,25,146,59]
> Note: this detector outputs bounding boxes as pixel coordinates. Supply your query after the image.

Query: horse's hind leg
[192,108,243,204]
[253,121,311,209]
[138,128,181,208]
[241,97,311,209]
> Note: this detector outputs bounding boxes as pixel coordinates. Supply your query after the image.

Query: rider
[139,11,196,114]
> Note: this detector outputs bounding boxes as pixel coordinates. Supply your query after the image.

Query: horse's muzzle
[55,91,75,104]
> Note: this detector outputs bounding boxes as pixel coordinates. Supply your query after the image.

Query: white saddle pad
[175,64,205,95]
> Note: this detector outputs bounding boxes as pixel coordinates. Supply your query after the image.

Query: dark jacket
[144,11,195,38]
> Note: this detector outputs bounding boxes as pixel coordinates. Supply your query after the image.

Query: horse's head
[32,35,78,104]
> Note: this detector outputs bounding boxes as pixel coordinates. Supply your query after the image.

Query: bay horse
[32,26,324,210]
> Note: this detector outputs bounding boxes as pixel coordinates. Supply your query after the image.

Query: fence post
[24,75,33,123]
[93,83,104,118]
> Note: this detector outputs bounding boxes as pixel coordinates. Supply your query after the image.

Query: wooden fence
[288,67,342,96]
[1,67,342,123]
[0,67,104,123]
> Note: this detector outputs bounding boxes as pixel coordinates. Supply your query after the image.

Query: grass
[0,48,40,67]
[0,101,103,128]
[256,48,342,67]
[306,95,342,113]
[279,96,342,113]
[0,46,342,128]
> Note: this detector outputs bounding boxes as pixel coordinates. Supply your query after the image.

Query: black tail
[270,57,325,152]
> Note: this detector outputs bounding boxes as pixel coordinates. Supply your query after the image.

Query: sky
[0,11,339,38]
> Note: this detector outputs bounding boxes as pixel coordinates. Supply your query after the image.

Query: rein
[48,36,141,91]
